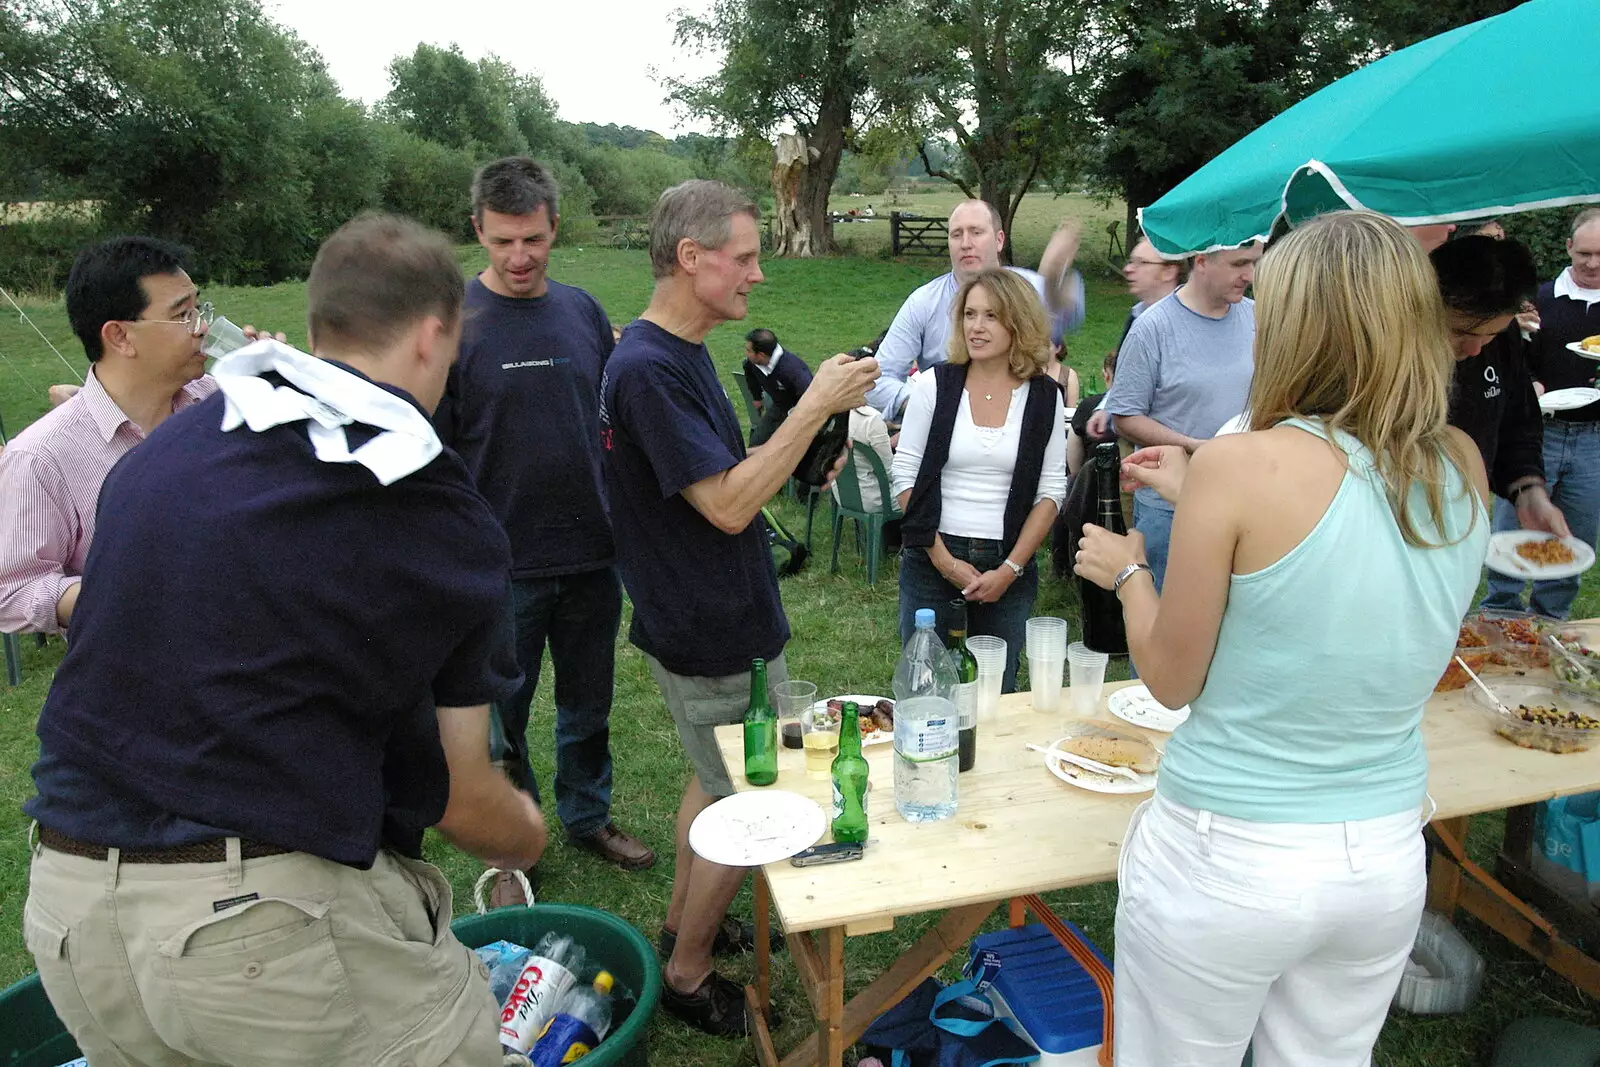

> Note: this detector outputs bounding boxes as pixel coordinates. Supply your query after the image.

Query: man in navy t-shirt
[601,179,879,1036]
[741,327,813,445]
[436,158,654,902]
[21,216,547,1065]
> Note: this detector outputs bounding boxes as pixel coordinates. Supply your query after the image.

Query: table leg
[756,872,773,1014]
[779,901,998,1067]
[1427,815,1471,918]
[820,926,845,1067]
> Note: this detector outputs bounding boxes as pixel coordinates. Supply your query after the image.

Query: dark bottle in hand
[1079,442,1129,655]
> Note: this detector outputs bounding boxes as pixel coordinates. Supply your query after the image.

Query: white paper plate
[1107,685,1191,733]
[688,790,825,866]
[1040,723,1157,795]
[1566,341,1600,361]
[813,694,894,746]
[1541,387,1600,413]
[1486,531,1596,581]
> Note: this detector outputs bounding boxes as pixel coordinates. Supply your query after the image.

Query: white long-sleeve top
[890,370,1068,542]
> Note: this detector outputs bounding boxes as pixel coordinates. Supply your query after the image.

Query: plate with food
[1107,684,1191,733]
[1486,531,1595,581]
[1564,336,1600,360]
[689,789,826,866]
[1469,682,1600,754]
[1540,387,1600,414]
[1040,721,1158,794]
[813,695,896,745]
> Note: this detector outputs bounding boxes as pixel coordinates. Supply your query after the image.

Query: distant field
[826,187,1127,275]
[0,201,97,224]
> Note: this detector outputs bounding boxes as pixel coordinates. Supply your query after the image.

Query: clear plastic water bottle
[499,933,587,1054]
[529,971,615,1067]
[892,607,960,822]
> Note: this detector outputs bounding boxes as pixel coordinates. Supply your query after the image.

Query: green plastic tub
[1,902,660,1067]
[451,902,661,1067]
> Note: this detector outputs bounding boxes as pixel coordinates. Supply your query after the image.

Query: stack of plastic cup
[1068,641,1111,716]
[1025,617,1068,713]
[965,635,1006,720]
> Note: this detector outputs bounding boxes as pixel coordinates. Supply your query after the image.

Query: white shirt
[832,406,895,512]
[890,370,1068,541]
[1554,267,1600,309]
[1214,412,1250,436]
[867,267,1048,419]
[753,344,785,376]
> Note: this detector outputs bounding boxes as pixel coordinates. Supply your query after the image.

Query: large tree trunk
[770,85,850,257]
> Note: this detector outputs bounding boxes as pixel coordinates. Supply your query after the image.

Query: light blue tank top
[1158,418,1489,823]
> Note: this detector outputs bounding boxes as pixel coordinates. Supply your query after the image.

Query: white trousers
[1113,793,1426,1067]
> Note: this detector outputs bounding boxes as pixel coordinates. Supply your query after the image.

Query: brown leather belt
[38,826,292,864]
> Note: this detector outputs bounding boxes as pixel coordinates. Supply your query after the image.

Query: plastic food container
[1468,610,1555,670]
[1392,910,1484,1014]
[1470,682,1600,753]
[1550,633,1600,696]
[1436,647,1492,692]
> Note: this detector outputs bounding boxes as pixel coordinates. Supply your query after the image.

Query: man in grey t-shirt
[1101,243,1261,588]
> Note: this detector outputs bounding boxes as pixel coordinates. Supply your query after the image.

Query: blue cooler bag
[860,957,1040,1067]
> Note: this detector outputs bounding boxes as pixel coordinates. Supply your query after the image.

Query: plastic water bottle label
[954,680,977,730]
[895,709,957,762]
[499,956,577,1052]
[530,1013,601,1067]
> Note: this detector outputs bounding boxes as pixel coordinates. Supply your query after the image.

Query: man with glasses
[1119,237,1183,344]
[0,237,219,634]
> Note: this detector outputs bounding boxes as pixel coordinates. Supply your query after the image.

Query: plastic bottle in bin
[500,933,587,1054]
[530,971,615,1067]
[891,607,959,822]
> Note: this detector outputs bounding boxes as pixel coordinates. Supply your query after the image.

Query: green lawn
[2,226,1600,1066]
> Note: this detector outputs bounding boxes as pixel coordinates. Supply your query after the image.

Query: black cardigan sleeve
[1490,331,1545,500]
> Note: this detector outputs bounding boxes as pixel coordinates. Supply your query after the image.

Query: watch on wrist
[1512,482,1546,505]
[1002,558,1025,577]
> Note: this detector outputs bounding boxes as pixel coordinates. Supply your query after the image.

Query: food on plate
[1494,702,1600,753]
[1582,334,1600,355]
[1516,538,1577,566]
[1471,612,1551,669]
[823,697,894,736]
[871,700,895,733]
[1059,735,1158,774]
[1436,651,1490,692]
[1457,623,1489,648]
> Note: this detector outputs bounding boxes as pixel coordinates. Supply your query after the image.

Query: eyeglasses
[134,301,216,336]
[1125,258,1168,269]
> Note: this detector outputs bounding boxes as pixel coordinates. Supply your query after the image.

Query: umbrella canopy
[1138,0,1600,257]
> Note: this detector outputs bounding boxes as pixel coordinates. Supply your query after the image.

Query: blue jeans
[898,536,1039,693]
[1483,420,1600,620]
[1133,496,1175,593]
[490,567,621,837]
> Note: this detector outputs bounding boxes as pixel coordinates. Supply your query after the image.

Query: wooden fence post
[890,212,902,257]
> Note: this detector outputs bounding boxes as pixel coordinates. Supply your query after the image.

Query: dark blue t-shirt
[435,277,615,578]
[26,366,520,868]
[600,319,789,677]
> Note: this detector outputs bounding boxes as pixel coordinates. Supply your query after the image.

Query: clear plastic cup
[201,315,252,360]
[966,635,1006,720]
[801,706,840,777]
[1026,617,1068,713]
[773,680,817,751]
[1068,641,1110,715]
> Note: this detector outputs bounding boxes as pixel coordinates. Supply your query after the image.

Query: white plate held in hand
[1565,341,1600,361]
[1486,531,1596,581]
[688,790,826,867]
[1540,387,1600,413]
[1107,684,1191,733]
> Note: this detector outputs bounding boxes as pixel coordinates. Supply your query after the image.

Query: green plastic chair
[732,370,763,431]
[829,445,901,584]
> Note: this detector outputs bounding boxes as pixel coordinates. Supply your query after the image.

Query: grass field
[2,213,1600,1065]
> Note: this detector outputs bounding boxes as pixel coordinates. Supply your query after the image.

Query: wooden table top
[713,655,1600,934]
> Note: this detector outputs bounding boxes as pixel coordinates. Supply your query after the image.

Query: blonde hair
[1247,210,1477,548]
[946,269,1052,380]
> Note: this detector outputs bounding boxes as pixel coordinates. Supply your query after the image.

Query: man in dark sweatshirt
[1483,209,1600,617]
[742,327,813,446]
[435,158,655,904]
[1434,236,1568,559]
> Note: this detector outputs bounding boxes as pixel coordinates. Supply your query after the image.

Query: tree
[855,0,1094,261]
[668,0,881,256]
[382,44,527,157]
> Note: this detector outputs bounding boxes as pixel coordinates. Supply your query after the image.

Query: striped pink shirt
[0,369,216,633]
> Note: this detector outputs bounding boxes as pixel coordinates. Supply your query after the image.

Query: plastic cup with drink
[802,706,840,777]
[774,679,817,751]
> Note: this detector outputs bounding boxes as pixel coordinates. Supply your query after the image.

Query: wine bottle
[946,598,979,772]
[1079,442,1129,655]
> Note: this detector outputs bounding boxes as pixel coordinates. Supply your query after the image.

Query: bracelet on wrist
[1113,562,1154,594]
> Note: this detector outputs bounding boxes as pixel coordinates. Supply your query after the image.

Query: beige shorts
[25,838,500,1067]
[645,652,788,798]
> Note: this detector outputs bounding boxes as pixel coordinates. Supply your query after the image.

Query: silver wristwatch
[1002,558,1025,577]
[1113,562,1153,593]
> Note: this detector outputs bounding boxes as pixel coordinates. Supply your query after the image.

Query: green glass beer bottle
[831,701,869,843]
[743,658,778,786]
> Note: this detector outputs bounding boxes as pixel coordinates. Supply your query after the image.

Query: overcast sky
[261,0,719,135]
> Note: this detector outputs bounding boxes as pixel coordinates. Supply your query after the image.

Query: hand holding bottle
[801,354,881,417]
[1121,445,1189,504]
[1073,525,1147,592]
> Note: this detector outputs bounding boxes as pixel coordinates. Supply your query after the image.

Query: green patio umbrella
[1137,0,1600,257]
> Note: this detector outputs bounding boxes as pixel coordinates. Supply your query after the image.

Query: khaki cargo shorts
[645,651,788,798]
[25,838,500,1066]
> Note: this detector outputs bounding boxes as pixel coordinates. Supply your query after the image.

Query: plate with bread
[1565,335,1600,360]
[1040,721,1159,794]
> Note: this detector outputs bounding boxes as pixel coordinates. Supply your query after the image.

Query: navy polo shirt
[435,278,615,577]
[26,365,520,868]
[600,319,789,677]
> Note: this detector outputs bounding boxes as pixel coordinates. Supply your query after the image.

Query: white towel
[212,339,442,485]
